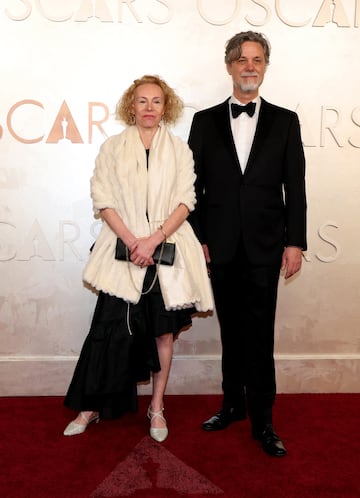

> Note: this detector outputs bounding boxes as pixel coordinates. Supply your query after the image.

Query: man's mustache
[241,72,258,77]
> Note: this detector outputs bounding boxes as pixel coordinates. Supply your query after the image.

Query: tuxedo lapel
[216,99,242,173]
[245,98,273,174]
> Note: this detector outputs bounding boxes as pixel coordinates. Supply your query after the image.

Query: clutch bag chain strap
[126,241,166,295]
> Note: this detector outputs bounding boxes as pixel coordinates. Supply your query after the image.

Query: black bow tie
[231,102,256,118]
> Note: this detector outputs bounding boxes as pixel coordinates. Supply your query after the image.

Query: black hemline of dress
[64,266,195,419]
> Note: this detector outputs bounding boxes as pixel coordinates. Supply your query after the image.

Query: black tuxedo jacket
[188,97,307,265]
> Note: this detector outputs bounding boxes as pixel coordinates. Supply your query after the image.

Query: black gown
[64,265,194,419]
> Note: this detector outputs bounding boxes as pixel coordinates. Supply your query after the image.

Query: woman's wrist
[158,224,167,242]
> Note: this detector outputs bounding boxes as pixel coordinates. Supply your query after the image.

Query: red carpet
[1,394,359,498]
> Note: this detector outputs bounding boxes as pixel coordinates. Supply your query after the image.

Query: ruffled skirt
[64,267,194,418]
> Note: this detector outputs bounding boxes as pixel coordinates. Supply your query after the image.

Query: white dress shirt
[229,96,261,173]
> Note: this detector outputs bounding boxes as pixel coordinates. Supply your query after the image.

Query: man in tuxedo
[188,31,307,457]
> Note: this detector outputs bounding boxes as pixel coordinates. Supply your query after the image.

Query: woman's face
[132,83,166,130]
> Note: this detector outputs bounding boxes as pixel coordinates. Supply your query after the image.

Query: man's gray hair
[225,31,271,65]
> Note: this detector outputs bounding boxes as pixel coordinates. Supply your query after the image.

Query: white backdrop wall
[0,0,359,396]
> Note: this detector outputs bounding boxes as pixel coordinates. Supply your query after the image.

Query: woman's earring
[130,114,135,125]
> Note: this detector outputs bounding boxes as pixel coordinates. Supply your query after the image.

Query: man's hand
[281,246,303,279]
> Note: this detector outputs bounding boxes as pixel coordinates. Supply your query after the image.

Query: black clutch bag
[115,238,175,266]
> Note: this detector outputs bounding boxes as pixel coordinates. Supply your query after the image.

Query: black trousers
[210,244,281,431]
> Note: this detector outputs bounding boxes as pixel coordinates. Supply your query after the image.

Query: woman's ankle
[76,411,97,424]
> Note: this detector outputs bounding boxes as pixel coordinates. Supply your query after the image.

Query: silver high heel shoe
[63,411,99,436]
[147,406,168,442]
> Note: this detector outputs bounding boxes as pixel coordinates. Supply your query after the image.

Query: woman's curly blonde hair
[116,74,184,126]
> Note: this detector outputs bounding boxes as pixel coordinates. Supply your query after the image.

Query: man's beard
[238,79,260,93]
[237,72,261,93]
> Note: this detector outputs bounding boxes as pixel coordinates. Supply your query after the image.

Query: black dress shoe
[202,408,246,431]
[253,424,287,457]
